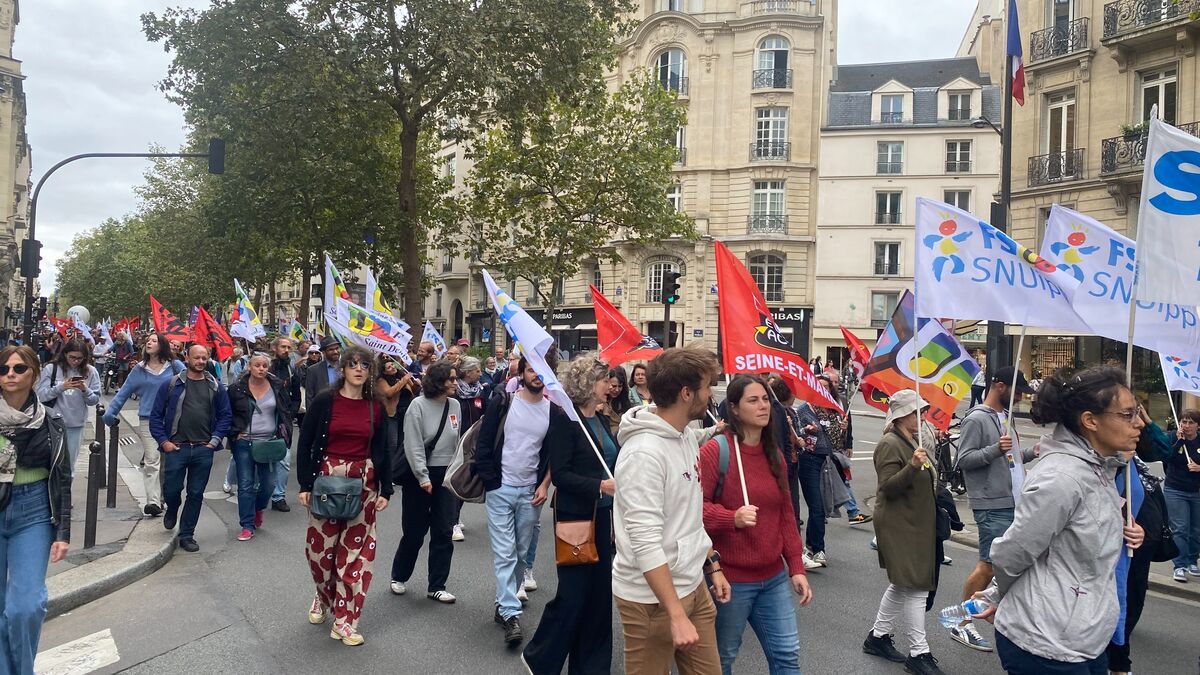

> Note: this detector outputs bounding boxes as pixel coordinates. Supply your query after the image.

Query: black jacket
[296,390,393,498]
[269,357,302,417]
[303,360,337,409]
[547,405,618,520]
[475,389,551,492]
[227,374,294,445]
[13,406,71,543]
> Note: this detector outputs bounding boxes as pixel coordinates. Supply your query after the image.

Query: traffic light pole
[662,301,671,349]
[22,140,225,343]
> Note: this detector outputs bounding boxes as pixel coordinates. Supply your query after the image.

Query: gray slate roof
[830,57,992,92]
[825,57,1000,129]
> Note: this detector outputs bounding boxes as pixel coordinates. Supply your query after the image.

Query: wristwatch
[704,551,722,570]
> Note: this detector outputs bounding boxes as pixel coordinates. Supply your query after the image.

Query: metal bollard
[84,441,102,549]
[106,417,119,509]
[94,405,107,490]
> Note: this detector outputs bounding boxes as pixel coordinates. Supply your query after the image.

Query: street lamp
[971,115,1002,136]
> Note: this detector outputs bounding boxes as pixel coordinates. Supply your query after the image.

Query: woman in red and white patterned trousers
[296,346,392,647]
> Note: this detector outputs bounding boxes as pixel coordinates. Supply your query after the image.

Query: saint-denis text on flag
[1136,115,1200,306]
[481,270,579,423]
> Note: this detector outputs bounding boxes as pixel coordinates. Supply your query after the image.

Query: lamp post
[973,109,1014,377]
[22,139,226,343]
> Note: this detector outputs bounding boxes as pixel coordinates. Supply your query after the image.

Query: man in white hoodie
[614,347,730,674]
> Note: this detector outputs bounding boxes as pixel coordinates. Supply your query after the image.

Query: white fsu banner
[1136,115,1200,306]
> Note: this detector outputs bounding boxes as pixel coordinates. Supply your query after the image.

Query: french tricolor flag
[1008,0,1025,106]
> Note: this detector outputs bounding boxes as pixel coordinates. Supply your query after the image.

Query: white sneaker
[452,524,465,542]
[427,590,457,604]
[802,552,824,570]
[222,482,234,494]
[517,586,528,602]
[523,568,537,591]
[812,550,828,566]
[389,581,406,595]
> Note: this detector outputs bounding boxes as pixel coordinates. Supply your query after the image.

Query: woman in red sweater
[701,374,813,675]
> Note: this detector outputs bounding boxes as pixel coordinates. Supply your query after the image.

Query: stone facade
[0,0,29,327]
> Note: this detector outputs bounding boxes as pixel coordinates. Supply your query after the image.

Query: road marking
[35,628,120,675]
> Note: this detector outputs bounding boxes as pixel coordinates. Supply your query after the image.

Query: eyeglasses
[1100,407,1141,424]
[0,364,30,376]
[345,360,370,371]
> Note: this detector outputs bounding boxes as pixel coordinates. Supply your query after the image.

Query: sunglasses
[0,364,30,376]
[345,360,371,371]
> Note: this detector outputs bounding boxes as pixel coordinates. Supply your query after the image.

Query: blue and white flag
[1161,353,1200,395]
[96,321,114,350]
[74,318,95,345]
[422,321,448,358]
[914,197,1088,331]
[1041,204,1200,356]
[482,270,579,422]
[1136,115,1200,306]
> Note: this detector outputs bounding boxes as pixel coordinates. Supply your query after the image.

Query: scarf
[1112,458,1145,646]
[0,393,46,484]
[456,379,483,400]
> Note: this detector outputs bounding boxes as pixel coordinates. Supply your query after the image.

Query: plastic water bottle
[937,598,991,628]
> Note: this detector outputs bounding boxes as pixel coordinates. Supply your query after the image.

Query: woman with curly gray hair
[522,352,619,674]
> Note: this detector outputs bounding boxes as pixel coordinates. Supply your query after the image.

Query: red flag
[149,296,191,341]
[714,242,842,412]
[51,317,71,339]
[127,316,141,334]
[591,285,662,368]
[192,306,234,361]
[840,325,887,413]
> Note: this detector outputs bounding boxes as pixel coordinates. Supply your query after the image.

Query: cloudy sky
[22,0,977,292]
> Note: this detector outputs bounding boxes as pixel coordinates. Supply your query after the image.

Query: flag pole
[1166,387,1181,431]
[1004,324,1028,437]
[705,409,750,505]
[1122,262,1138,558]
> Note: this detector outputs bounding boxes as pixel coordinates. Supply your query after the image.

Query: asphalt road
[34,404,1200,674]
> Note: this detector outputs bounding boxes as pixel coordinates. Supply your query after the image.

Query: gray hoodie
[985,425,1124,663]
[956,404,1036,510]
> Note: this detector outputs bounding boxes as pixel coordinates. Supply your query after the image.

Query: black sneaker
[503,616,523,645]
[271,499,291,512]
[162,506,178,530]
[863,631,906,663]
[144,503,162,517]
[904,652,946,675]
[178,538,200,553]
[494,604,505,625]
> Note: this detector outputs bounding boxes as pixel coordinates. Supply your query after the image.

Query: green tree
[459,72,696,324]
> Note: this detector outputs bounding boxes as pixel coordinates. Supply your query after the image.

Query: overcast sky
[22,0,976,293]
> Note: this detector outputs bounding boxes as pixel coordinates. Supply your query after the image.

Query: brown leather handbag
[554,498,599,566]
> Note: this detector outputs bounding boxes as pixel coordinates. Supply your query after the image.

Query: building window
[661,0,683,10]
[435,288,443,318]
[943,190,971,212]
[875,191,902,224]
[880,94,904,123]
[656,49,688,95]
[752,107,789,159]
[1044,91,1078,181]
[877,141,903,174]
[871,291,899,327]
[754,36,791,89]
[645,258,682,303]
[666,184,683,212]
[948,92,971,121]
[672,126,686,164]
[552,278,565,305]
[442,248,453,272]
[1141,68,1177,125]
[946,140,972,173]
[874,242,901,276]
[592,266,604,294]
[749,253,785,303]
[443,154,456,180]
[750,180,786,233]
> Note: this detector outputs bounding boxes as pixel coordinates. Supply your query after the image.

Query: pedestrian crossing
[118,436,137,446]
[34,629,120,675]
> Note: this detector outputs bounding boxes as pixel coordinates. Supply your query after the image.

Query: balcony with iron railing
[876,161,903,175]
[1101,121,1200,174]
[874,261,900,276]
[947,107,972,121]
[1103,0,1200,40]
[674,147,687,166]
[748,214,788,235]
[1029,17,1090,63]
[878,112,904,124]
[875,212,902,225]
[750,140,791,161]
[749,0,805,14]
[945,160,972,173]
[752,68,794,89]
[1028,148,1085,187]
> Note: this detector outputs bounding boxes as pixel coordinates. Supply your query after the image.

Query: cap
[883,389,929,428]
[319,336,340,350]
[456,338,470,347]
[306,345,321,354]
[991,367,1036,395]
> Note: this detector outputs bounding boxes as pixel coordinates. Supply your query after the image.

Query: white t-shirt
[501,395,550,487]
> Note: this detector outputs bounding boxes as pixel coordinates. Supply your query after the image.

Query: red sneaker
[237,528,254,541]
[254,510,264,529]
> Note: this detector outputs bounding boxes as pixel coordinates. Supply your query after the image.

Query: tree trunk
[253,284,263,323]
[397,123,424,329]
[268,278,277,330]
[298,253,314,331]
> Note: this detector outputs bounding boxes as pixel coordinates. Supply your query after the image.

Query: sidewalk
[45,403,176,618]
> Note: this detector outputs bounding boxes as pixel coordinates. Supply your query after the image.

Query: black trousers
[969,385,985,407]
[523,507,613,675]
[391,466,456,592]
[1104,540,1154,671]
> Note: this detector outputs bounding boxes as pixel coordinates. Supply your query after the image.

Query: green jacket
[872,430,937,590]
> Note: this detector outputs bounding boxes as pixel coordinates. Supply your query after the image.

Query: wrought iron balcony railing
[750,141,791,161]
[1030,17,1090,62]
[948,107,972,121]
[877,161,903,175]
[1104,0,1200,38]
[752,68,794,89]
[1028,148,1085,187]
[750,0,802,14]
[875,212,901,225]
[945,160,972,173]
[748,214,788,234]
[1101,121,1200,173]
[874,262,900,276]
[879,112,904,124]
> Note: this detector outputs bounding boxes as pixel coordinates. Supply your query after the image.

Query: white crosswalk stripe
[35,628,120,675]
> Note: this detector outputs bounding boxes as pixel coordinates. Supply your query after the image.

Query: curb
[47,405,177,619]
[947,532,1200,603]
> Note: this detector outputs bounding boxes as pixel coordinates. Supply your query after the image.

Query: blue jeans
[843,480,860,517]
[271,443,291,503]
[231,440,272,530]
[486,484,537,620]
[162,443,216,541]
[526,504,542,571]
[0,482,54,675]
[797,453,825,553]
[715,571,802,675]
[1164,487,1200,569]
[64,426,83,479]
[973,508,1016,563]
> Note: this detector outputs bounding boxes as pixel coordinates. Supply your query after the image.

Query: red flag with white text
[714,242,842,412]
[591,285,662,368]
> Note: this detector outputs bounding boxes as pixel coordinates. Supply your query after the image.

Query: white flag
[422,321,448,358]
[1041,204,1200,355]
[482,270,579,422]
[73,318,95,345]
[1137,115,1200,305]
[914,197,1087,331]
[1161,353,1200,395]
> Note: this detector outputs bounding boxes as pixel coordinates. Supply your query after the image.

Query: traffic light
[207,138,226,174]
[19,239,40,279]
[663,271,682,306]
[36,297,46,320]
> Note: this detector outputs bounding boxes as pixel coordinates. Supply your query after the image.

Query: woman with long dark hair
[227,353,292,541]
[700,374,811,674]
[522,353,620,674]
[296,345,391,646]
[974,366,1145,674]
[628,363,651,406]
[0,345,71,674]
[101,333,184,516]
[602,367,632,435]
[35,338,100,477]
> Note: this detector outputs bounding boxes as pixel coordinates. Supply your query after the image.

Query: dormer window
[880,95,904,124]
[948,92,971,121]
